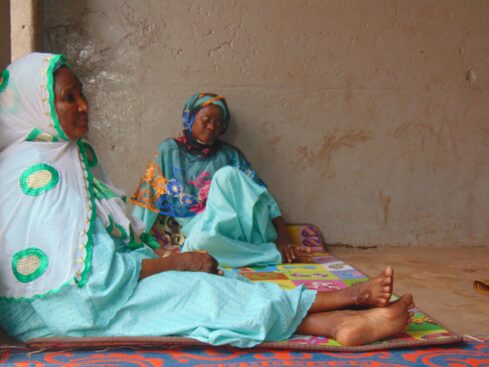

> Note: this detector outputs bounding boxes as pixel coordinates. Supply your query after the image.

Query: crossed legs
[296,266,414,346]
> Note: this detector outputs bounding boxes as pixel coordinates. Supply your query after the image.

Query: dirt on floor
[329,245,489,338]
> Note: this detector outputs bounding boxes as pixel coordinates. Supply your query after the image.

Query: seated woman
[131,93,310,267]
[0,53,413,347]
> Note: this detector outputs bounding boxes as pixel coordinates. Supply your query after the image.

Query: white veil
[0,53,145,302]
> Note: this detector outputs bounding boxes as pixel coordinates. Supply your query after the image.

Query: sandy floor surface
[329,245,489,338]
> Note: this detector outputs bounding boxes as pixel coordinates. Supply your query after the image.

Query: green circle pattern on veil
[0,69,9,93]
[11,248,49,283]
[19,163,60,196]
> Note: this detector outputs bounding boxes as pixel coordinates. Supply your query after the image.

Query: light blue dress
[180,166,283,267]
[0,218,316,347]
[131,139,283,267]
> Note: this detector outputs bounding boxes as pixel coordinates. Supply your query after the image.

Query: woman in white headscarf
[0,53,412,347]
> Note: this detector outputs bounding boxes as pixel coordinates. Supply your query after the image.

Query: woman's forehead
[55,67,81,89]
[197,104,223,117]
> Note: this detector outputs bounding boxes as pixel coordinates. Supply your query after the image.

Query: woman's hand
[175,251,223,274]
[140,251,222,280]
[273,216,312,263]
[277,242,313,263]
[277,242,296,263]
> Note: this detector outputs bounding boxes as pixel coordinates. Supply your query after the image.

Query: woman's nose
[206,121,217,131]
[78,95,89,112]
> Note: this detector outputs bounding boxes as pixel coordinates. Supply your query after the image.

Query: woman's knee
[185,230,214,250]
[212,166,246,185]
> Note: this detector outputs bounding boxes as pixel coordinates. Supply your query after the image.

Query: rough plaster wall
[43,0,489,247]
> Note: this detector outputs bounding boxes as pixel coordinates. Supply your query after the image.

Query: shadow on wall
[0,0,10,70]
[42,0,87,55]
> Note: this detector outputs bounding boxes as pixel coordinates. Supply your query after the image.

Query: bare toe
[351,266,395,308]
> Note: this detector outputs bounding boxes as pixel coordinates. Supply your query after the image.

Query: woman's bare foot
[308,266,394,312]
[334,293,413,346]
[348,266,394,307]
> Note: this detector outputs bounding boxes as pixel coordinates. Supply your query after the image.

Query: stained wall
[43,0,489,247]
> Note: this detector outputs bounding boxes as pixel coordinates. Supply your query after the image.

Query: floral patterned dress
[130,139,283,267]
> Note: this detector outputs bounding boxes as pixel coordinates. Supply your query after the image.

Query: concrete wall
[11,0,42,61]
[43,0,489,247]
[0,0,10,70]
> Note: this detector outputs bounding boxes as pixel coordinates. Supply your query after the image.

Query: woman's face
[54,67,89,141]
[191,104,224,145]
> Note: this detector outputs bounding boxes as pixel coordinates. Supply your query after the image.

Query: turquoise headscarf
[182,93,230,133]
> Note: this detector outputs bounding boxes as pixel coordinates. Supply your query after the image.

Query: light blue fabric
[131,139,283,267]
[0,218,152,340]
[0,218,316,347]
[181,166,282,267]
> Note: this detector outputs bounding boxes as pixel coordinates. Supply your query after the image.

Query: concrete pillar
[0,0,10,69]
[10,0,42,61]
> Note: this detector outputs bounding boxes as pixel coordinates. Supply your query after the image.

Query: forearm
[140,251,221,279]
[273,216,292,243]
[140,257,183,280]
[272,216,312,263]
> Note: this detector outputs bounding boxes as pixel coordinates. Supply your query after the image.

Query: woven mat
[24,224,462,352]
[2,337,487,367]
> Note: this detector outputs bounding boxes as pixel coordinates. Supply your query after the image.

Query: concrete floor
[329,245,489,338]
[1,246,487,346]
